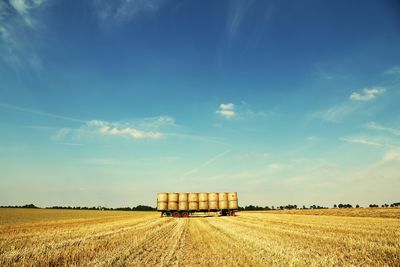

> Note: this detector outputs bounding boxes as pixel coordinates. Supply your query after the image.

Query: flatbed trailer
[160,209,238,218]
[157,192,239,218]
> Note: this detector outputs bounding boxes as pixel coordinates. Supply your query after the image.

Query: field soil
[0,208,399,266]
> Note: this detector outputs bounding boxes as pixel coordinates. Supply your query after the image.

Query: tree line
[0,204,156,211]
[239,202,400,211]
[1,202,399,211]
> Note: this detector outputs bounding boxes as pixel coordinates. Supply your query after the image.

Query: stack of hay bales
[208,193,219,209]
[198,193,208,210]
[228,192,238,209]
[178,193,188,210]
[188,193,199,210]
[157,192,238,211]
[218,192,228,209]
[167,193,178,210]
[157,192,168,210]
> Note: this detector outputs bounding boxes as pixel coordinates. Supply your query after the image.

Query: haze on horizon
[0,0,399,208]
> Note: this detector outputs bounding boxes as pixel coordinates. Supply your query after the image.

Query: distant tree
[132,205,156,211]
[356,204,360,208]
[333,204,337,208]
[22,204,38,209]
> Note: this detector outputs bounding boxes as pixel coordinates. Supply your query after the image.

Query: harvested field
[0,208,399,266]
[262,207,400,218]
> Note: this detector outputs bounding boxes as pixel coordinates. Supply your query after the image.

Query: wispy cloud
[380,150,400,164]
[93,0,166,24]
[349,87,385,102]
[312,102,357,122]
[0,0,46,71]
[1,103,174,141]
[0,103,87,123]
[312,86,385,122]
[182,149,230,177]
[365,122,400,136]
[226,0,252,42]
[216,103,235,119]
[383,66,400,76]
[339,136,382,146]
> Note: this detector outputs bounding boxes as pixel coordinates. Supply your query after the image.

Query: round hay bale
[168,193,179,202]
[208,193,218,201]
[188,193,199,202]
[219,200,228,209]
[227,192,238,201]
[188,201,199,210]
[198,193,208,202]
[199,201,209,210]
[178,201,188,210]
[228,200,238,209]
[218,192,228,201]
[209,201,219,210]
[178,193,188,202]
[157,192,168,202]
[157,201,168,210]
[168,201,178,210]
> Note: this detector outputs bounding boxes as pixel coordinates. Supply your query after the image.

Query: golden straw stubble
[0,208,399,266]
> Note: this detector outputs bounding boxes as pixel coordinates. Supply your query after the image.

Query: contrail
[182,149,231,177]
[0,103,86,123]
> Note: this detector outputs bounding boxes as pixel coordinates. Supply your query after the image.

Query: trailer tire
[182,212,189,218]
[173,212,180,218]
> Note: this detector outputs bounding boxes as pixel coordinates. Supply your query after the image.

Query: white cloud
[383,66,400,76]
[339,136,382,146]
[220,103,234,110]
[87,119,163,139]
[216,103,235,118]
[349,87,385,102]
[365,122,400,136]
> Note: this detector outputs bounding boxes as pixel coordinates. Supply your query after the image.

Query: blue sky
[1,0,400,207]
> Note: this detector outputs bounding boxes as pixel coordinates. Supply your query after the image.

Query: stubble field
[0,208,399,266]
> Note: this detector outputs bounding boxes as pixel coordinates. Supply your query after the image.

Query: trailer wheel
[182,212,189,218]
[173,212,180,218]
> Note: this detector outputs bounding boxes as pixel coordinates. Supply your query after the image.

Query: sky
[0,0,400,208]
